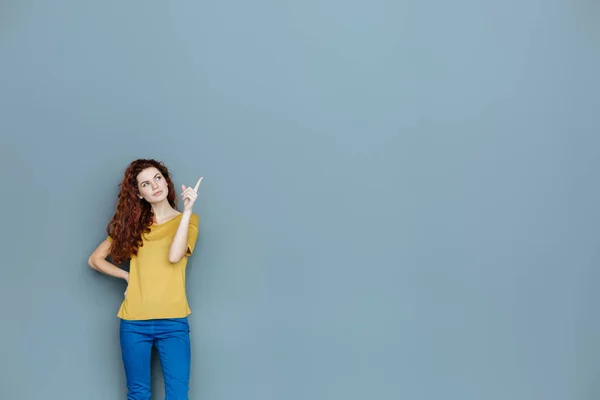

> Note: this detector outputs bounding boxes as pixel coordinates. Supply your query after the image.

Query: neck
[150,200,178,220]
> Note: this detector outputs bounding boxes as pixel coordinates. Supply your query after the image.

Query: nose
[151,181,159,190]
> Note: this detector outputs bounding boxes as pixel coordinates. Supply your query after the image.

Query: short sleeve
[186,213,200,256]
[106,235,113,243]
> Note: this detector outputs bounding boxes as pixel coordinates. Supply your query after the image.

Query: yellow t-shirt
[107,213,199,320]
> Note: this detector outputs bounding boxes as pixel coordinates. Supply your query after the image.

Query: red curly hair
[106,159,178,265]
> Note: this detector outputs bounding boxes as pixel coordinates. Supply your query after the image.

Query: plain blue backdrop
[1,0,600,399]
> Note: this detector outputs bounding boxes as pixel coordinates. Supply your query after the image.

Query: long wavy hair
[106,159,178,265]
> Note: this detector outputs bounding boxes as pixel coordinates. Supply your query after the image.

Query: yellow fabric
[107,213,199,320]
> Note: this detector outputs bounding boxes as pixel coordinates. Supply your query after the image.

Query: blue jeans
[120,317,191,400]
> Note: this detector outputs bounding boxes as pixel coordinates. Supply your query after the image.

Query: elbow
[168,256,181,264]
[168,252,183,264]
[87,256,96,270]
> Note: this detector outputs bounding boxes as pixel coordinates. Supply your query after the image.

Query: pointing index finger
[193,177,203,192]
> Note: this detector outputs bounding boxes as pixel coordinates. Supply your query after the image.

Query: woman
[88,158,203,400]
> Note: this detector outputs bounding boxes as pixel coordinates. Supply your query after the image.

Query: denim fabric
[120,317,191,400]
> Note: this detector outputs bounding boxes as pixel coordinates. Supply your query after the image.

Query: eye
[156,176,162,180]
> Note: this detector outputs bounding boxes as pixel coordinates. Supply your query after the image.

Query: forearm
[89,257,129,281]
[169,209,192,263]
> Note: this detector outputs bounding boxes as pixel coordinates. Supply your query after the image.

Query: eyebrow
[139,173,161,185]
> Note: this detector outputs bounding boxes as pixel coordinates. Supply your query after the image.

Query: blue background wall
[1,0,600,399]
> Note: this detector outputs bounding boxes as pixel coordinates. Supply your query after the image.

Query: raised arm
[169,211,196,263]
[169,177,202,263]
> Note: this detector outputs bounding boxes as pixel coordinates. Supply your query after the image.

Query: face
[136,167,169,203]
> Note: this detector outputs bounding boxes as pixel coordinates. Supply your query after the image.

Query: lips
[153,190,163,196]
